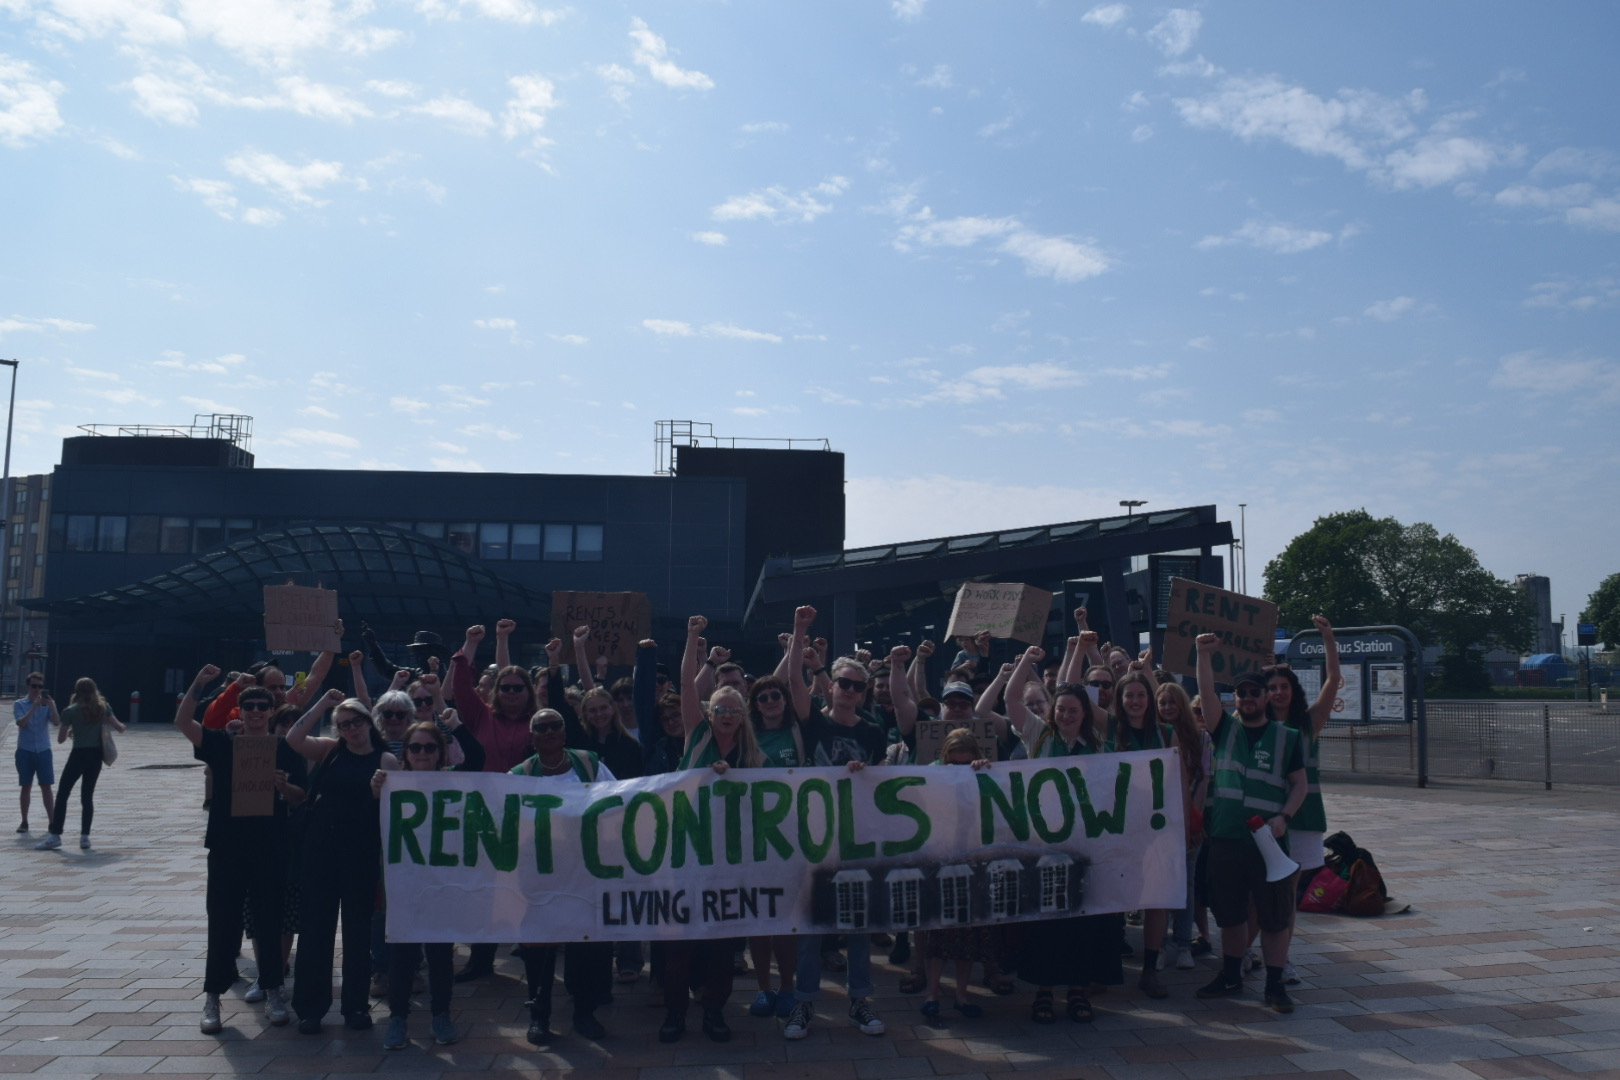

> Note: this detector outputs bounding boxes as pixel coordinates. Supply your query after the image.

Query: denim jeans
[794,934,873,1003]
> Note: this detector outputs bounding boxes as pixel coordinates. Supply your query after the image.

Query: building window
[128,515,160,554]
[543,524,573,561]
[226,518,254,541]
[832,870,871,931]
[11,521,25,547]
[3,587,15,605]
[1038,856,1071,913]
[511,523,541,560]
[97,516,127,553]
[6,554,19,580]
[12,488,25,512]
[988,860,1021,920]
[415,522,445,540]
[938,865,973,925]
[575,523,604,561]
[65,515,97,552]
[888,870,922,929]
[447,523,476,554]
[160,517,190,554]
[193,518,225,553]
[479,523,509,560]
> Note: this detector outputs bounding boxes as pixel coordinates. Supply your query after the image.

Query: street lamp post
[1238,502,1248,595]
[1120,500,1146,518]
[0,360,17,693]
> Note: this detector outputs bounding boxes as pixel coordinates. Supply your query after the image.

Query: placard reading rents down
[1161,578,1278,681]
[231,734,278,817]
[551,591,652,667]
[945,582,1053,645]
[263,584,342,653]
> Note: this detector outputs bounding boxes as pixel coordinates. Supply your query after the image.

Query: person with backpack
[509,708,615,1046]
[1191,634,1307,1014]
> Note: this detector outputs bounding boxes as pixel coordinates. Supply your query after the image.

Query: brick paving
[2,725,1617,1080]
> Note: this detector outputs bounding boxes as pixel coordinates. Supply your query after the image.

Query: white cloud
[129,73,199,125]
[153,351,246,373]
[366,79,417,98]
[1185,336,1213,350]
[740,120,787,134]
[0,315,94,340]
[642,319,694,336]
[1524,278,1620,312]
[1490,351,1620,401]
[413,95,495,135]
[455,0,567,25]
[390,396,430,414]
[241,206,284,225]
[273,75,371,122]
[1154,419,1230,437]
[1082,4,1129,28]
[914,64,952,90]
[1131,124,1153,142]
[894,209,1110,283]
[691,231,727,245]
[963,362,1082,391]
[732,406,769,417]
[460,422,520,440]
[628,17,713,91]
[550,333,589,344]
[892,0,928,21]
[298,404,340,419]
[225,150,358,207]
[1175,74,1507,191]
[712,176,849,223]
[705,323,781,343]
[1364,296,1416,321]
[1146,9,1201,56]
[0,56,65,147]
[86,387,161,406]
[500,75,557,143]
[1495,181,1620,233]
[181,395,241,412]
[1196,219,1338,254]
[474,317,517,330]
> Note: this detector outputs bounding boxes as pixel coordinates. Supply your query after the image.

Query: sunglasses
[498,683,528,694]
[712,705,746,719]
[406,742,440,754]
[238,701,273,712]
[1087,679,1114,689]
[412,697,434,708]
[754,690,783,704]
[530,720,564,734]
[336,717,370,731]
[378,709,410,720]
[26,682,42,688]
[834,677,867,694]
[1234,686,1265,699]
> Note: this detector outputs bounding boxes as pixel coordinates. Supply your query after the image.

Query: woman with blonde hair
[1155,679,1211,971]
[36,677,125,851]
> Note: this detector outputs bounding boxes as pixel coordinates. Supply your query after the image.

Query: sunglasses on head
[754,689,783,704]
[835,677,867,694]
[412,697,434,707]
[1234,686,1265,698]
[406,742,440,754]
[498,683,528,694]
[530,720,564,734]
[336,717,369,731]
[238,701,272,712]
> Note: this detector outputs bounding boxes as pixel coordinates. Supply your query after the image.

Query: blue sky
[2,1,1617,633]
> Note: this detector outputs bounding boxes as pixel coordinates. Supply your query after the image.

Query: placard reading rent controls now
[382,753,1185,943]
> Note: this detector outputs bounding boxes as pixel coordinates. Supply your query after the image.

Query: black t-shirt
[803,698,888,767]
[194,729,308,849]
[1214,713,1304,776]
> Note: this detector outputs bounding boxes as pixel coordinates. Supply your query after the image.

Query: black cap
[1232,669,1266,690]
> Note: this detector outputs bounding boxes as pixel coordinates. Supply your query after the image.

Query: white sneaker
[848,998,885,1036]
[244,980,266,1003]
[200,993,223,1035]
[783,1000,813,1040]
[79,834,91,850]
[1157,946,1172,971]
[1283,963,1300,986]
[1245,948,1263,974]
[1176,947,1196,970]
[34,834,61,850]
[265,986,290,1026]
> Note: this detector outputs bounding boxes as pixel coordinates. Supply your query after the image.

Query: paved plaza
[2,725,1617,1080]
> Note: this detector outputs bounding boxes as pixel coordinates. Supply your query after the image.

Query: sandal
[1066,988,1094,1023]
[987,975,1016,996]
[898,973,927,995]
[920,998,940,1018]
[1030,990,1056,1025]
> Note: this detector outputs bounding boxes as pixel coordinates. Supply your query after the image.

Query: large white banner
[382,750,1186,943]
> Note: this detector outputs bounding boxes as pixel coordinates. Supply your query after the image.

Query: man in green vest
[1192,632,1306,1013]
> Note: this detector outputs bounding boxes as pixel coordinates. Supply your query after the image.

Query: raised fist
[496,619,516,636]
[464,625,487,645]
[688,615,708,635]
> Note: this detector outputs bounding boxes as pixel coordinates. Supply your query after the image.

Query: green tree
[1263,511,1533,691]
[1584,573,1620,650]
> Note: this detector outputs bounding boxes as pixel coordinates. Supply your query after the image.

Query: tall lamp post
[0,360,17,693]
[1238,502,1248,595]
[1120,499,1146,517]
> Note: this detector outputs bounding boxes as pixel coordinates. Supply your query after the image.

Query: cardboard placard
[263,584,341,653]
[551,591,652,667]
[1162,578,1278,681]
[912,717,998,765]
[945,582,1053,645]
[231,734,278,817]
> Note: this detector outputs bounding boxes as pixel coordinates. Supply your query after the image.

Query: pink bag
[1298,865,1349,913]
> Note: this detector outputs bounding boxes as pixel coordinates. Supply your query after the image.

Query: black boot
[522,946,556,1045]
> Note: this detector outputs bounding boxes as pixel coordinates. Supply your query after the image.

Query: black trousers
[388,942,452,1017]
[205,842,287,994]
[50,747,102,836]
[292,833,380,1021]
[662,940,734,1018]
[522,942,612,1020]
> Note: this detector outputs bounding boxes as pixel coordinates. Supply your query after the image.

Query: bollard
[1543,703,1552,791]
[129,690,140,726]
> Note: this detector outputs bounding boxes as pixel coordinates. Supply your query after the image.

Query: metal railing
[1319,700,1620,788]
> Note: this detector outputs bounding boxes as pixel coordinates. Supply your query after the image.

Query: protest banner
[1161,578,1278,680]
[263,584,341,653]
[231,734,278,817]
[551,591,651,667]
[381,751,1184,943]
[945,582,1053,645]
[912,717,998,765]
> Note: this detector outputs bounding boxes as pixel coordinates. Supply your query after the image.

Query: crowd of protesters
[11,604,1341,1049]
